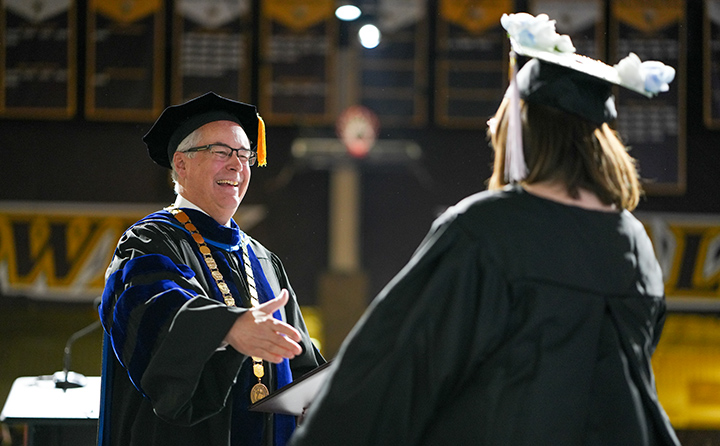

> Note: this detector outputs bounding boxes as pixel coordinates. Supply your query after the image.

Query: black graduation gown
[98,209,324,446]
[290,186,680,446]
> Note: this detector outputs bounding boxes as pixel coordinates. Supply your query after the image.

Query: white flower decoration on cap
[614,52,676,97]
[500,13,575,54]
[501,12,676,98]
[497,12,675,183]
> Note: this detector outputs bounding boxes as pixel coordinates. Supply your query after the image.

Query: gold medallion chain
[166,206,269,403]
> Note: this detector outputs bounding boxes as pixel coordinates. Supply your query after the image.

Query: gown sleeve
[290,214,511,445]
[100,221,249,425]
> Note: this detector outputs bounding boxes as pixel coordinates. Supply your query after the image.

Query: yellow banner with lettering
[639,212,720,301]
[2,206,720,306]
[263,0,334,31]
[439,0,513,34]
[91,0,162,23]
[612,0,684,33]
[0,203,155,302]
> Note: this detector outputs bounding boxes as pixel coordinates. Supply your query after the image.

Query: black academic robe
[290,186,680,446]
[98,208,324,446]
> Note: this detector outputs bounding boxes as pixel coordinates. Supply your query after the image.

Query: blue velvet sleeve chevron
[100,253,198,394]
[99,219,250,427]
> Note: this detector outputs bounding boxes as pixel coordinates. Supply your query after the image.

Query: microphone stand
[53,319,102,391]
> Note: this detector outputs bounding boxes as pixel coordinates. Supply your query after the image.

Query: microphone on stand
[53,297,102,391]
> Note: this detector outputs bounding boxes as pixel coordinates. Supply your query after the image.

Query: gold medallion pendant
[250,382,269,404]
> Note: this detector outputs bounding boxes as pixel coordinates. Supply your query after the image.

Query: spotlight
[335,4,361,21]
[358,24,380,49]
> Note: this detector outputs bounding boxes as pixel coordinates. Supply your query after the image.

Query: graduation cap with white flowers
[499,12,676,182]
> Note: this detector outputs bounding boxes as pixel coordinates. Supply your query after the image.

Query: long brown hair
[487,98,642,211]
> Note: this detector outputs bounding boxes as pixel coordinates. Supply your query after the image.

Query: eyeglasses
[182,143,257,166]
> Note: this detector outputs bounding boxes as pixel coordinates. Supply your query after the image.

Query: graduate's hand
[224,289,303,363]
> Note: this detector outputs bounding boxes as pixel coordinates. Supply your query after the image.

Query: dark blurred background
[1,0,718,443]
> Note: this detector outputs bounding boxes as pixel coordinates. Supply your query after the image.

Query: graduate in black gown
[98,92,324,446]
[290,13,680,446]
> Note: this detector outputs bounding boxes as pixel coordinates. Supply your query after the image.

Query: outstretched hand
[223,289,303,363]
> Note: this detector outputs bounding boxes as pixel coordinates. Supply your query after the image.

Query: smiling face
[173,120,252,225]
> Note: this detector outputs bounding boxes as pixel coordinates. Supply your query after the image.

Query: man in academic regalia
[98,92,324,446]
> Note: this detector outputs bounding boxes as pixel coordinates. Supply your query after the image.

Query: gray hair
[171,127,204,194]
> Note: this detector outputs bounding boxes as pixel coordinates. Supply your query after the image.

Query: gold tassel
[257,114,267,166]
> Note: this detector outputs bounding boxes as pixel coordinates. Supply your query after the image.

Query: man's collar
[173,194,232,227]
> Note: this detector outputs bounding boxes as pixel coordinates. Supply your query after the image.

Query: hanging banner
[0,203,148,302]
[610,0,686,195]
[259,0,336,124]
[171,0,253,104]
[0,202,718,305]
[704,0,720,128]
[637,212,720,310]
[1,0,77,119]
[356,0,427,127]
[434,0,512,128]
[530,0,604,60]
[263,0,331,31]
[85,0,165,121]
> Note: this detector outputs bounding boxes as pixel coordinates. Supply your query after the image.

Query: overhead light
[335,4,361,21]
[358,24,381,49]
